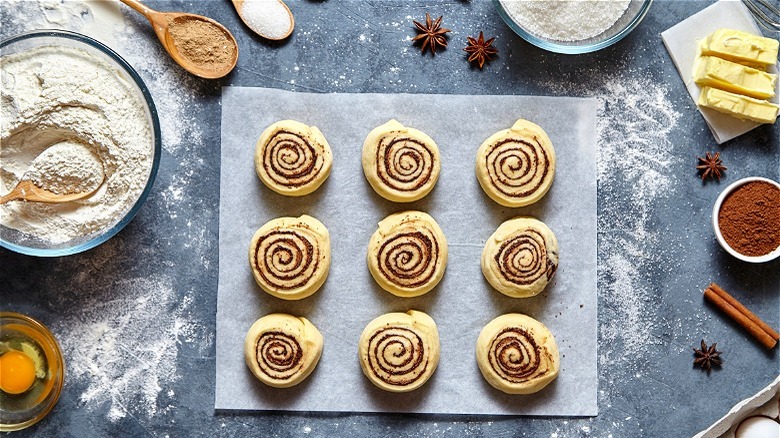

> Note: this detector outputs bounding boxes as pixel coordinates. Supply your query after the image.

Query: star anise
[412,13,451,55]
[693,339,723,374]
[464,31,498,69]
[696,151,726,181]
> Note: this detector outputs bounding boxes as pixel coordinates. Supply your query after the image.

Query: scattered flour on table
[48,261,212,422]
[538,68,682,366]
[2,0,211,422]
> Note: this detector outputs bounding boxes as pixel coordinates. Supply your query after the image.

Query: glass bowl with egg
[0,312,64,431]
[494,0,653,54]
[0,30,161,257]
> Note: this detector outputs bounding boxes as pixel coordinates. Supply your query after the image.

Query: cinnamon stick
[709,283,780,341]
[704,284,778,350]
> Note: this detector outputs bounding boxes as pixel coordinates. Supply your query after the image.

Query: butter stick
[698,86,779,124]
[701,29,779,68]
[694,56,777,99]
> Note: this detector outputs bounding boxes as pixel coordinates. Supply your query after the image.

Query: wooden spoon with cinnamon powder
[120,0,238,79]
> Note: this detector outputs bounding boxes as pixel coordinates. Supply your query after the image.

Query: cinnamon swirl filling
[476,119,556,208]
[366,326,428,386]
[362,120,440,202]
[367,211,448,297]
[254,331,304,381]
[476,313,559,394]
[255,120,332,196]
[249,215,330,300]
[487,327,550,384]
[484,137,551,199]
[359,310,440,392]
[494,229,556,285]
[481,217,558,298]
[262,130,324,189]
[376,135,436,193]
[252,229,319,291]
[377,229,439,288]
[244,314,324,388]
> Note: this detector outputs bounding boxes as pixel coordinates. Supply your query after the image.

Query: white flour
[0,44,153,244]
[26,141,104,195]
[501,0,631,41]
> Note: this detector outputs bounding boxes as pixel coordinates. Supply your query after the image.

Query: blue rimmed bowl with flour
[0,30,161,257]
[495,0,653,54]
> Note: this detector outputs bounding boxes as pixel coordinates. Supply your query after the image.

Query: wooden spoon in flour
[231,0,294,40]
[1,141,105,205]
[0,180,101,205]
[119,0,238,79]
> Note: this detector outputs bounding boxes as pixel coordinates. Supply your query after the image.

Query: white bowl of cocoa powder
[712,177,780,263]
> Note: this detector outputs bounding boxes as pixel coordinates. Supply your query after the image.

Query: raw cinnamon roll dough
[248,215,330,300]
[244,313,323,388]
[358,310,440,393]
[476,313,560,395]
[362,119,441,202]
[255,120,333,196]
[367,211,448,297]
[482,216,558,298]
[476,119,556,207]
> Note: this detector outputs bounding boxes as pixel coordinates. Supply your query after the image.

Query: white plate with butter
[661,0,779,144]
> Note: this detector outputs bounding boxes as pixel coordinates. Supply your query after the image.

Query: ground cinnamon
[168,17,236,72]
[718,180,780,257]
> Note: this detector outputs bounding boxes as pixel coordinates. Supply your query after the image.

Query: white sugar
[501,0,631,42]
[240,0,292,40]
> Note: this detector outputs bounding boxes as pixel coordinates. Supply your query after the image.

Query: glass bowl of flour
[495,0,653,54]
[0,30,161,256]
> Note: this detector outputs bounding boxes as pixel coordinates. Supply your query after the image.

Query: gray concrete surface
[1,1,778,436]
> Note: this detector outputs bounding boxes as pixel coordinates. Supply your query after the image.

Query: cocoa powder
[718,181,780,257]
[168,17,235,72]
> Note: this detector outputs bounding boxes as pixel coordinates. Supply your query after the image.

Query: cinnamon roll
[358,310,440,393]
[362,120,441,202]
[481,217,558,298]
[255,120,333,196]
[249,215,330,300]
[244,313,323,388]
[367,211,448,297]
[476,313,559,395]
[476,119,556,207]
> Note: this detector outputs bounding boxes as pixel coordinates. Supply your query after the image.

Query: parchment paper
[661,0,779,144]
[216,87,597,416]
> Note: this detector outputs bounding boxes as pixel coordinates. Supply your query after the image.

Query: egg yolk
[0,350,37,395]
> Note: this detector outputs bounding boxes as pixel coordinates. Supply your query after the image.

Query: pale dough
[362,119,441,203]
[249,215,330,300]
[367,211,448,297]
[476,313,560,395]
[358,310,440,393]
[255,120,333,196]
[476,119,556,207]
[481,216,559,298]
[244,313,323,388]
